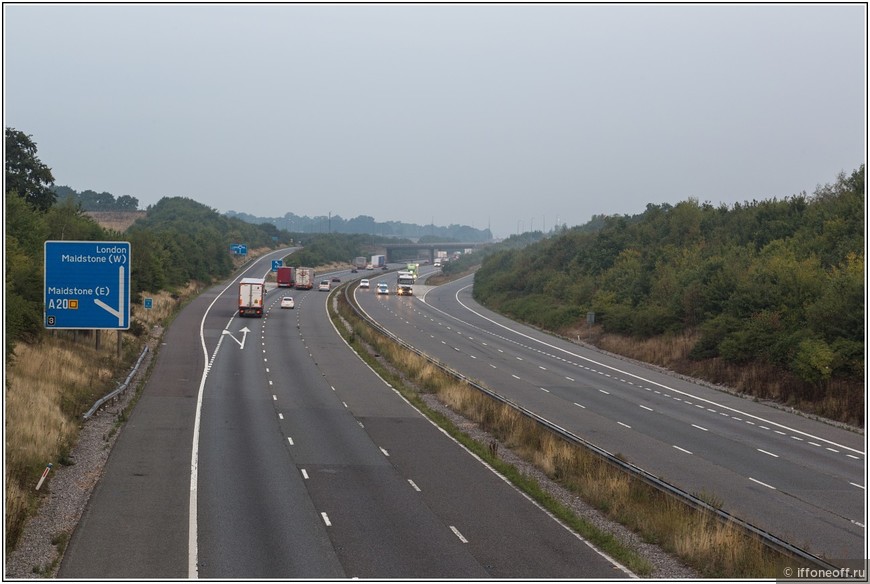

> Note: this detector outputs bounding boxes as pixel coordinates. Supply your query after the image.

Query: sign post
[44,241,131,330]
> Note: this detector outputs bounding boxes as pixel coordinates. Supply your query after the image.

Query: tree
[5,127,56,211]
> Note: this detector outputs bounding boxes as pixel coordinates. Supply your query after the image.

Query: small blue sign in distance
[144,298,153,309]
[272,259,282,271]
[44,241,131,329]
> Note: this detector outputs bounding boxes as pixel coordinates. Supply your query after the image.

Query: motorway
[354,267,866,563]
[59,251,630,579]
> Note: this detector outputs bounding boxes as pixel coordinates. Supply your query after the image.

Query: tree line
[473,166,864,423]
[52,185,140,211]
[5,128,292,356]
[227,210,493,242]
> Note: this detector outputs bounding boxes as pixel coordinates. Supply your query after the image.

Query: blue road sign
[272,259,283,271]
[230,243,247,255]
[44,241,131,329]
[144,298,153,309]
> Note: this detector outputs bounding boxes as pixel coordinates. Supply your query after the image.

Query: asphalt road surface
[354,268,865,563]
[59,256,629,578]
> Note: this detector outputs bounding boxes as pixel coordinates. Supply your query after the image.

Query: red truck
[276,266,295,288]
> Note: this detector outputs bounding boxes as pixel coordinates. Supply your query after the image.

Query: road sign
[44,241,131,329]
[230,243,247,255]
[272,259,283,271]
[144,298,153,309]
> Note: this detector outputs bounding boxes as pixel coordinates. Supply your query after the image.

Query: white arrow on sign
[93,265,125,327]
[222,327,251,349]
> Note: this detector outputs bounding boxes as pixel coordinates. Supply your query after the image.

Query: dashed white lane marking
[321,512,332,526]
[639,405,653,412]
[379,447,390,457]
[287,437,294,445]
[618,421,631,429]
[673,445,693,455]
[449,526,468,543]
[758,449,779,458]
[749,477,776,490]
[301,469,309,479]
[408,479,421,492]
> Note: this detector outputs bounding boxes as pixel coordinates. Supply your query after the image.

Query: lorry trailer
[276,266,295,287]
[295,267,315,290]
[239,277,266,317]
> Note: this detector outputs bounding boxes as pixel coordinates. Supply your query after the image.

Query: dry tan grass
[4,337,121,550]
[5,277,203,552]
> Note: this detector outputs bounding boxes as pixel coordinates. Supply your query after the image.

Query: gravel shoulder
[4,327,162,579]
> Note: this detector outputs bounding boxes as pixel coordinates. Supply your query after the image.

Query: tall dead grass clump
[5,336,121,551]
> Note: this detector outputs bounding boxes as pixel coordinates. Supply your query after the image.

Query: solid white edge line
[190,249,290,578]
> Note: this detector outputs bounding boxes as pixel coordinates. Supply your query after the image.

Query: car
[318,280,331,291]
[359,279,370,289]
[381,265,389,270]
[332,276,341,282]
[351,268,358,273]
[280,296,295,309]
[376,282,389,295]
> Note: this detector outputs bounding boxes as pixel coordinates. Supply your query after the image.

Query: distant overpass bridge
[383,242,490,263]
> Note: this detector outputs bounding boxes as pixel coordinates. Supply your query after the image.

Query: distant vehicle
[351,268,358,273]
[376,282,389,295]
[360,279,370,289]
[382,265,389,270]
[318,280,331,291]
[239,277,266,317]
[371,254,386,269]
[331,276,341,282]
[280,296,295,309]
[397,271,415,285]
[295,267,315,290]
[354,256,368,270]
[433,260,441,267]
[276,266,295,288]
[396,284,413,296]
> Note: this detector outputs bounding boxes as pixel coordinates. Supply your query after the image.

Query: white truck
[239,277,266,317]
[371,254,386,269]
[295,267,315,290]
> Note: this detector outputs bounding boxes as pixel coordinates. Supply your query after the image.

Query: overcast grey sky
[4,3,865,237]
